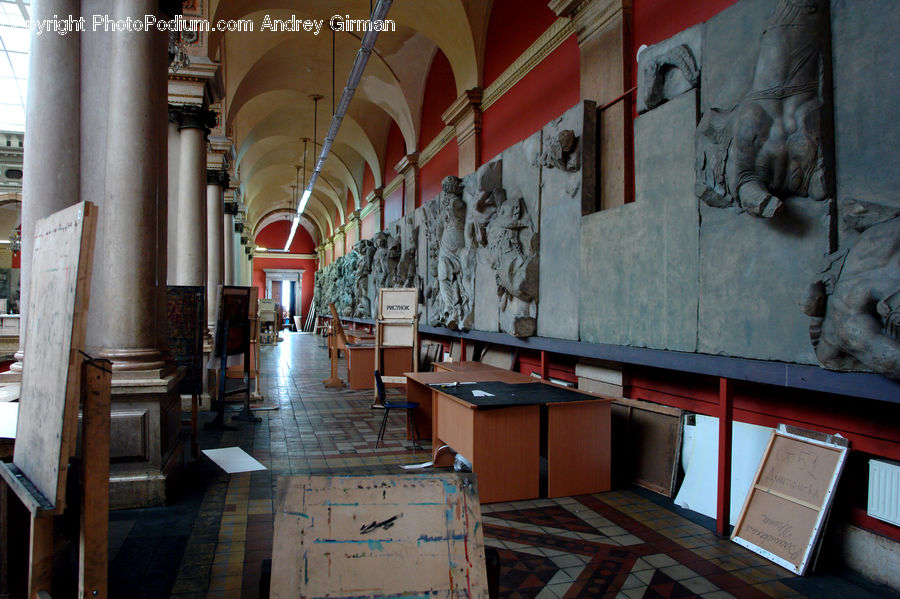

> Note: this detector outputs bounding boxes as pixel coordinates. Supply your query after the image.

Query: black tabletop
[431,381,599,408]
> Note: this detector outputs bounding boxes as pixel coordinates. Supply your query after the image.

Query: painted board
[378,287,417,320]
[271,473,487,598]
[732,426,849,574]
[167,286,205,395]
[213,286,252,357]
[14,202,97,510]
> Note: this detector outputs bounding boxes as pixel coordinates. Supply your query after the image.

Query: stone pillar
[550,0,632,210]
[166,109,181,283]
[172,106,215,287]
[369,187,385,232]
[346,210,361,246]
[206,169,228,331]
[223,200,238,285]
[86,0,183,508]
[441,88,483,177]
[10,0,81,376]
[334,226,346,259]
[394,154,420,216]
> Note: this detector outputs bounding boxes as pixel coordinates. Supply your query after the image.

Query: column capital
[346,209,361,224]
[169,104,217,134]
[394,153,419,176]
[207,168,229,187]
[224,201,240,216]
[551,0,630,46]
[442,87,484,144]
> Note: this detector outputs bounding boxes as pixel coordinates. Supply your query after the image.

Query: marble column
[206,169,228,330]
[442,88,483,177]
[173,106,215,288]
[93,0,165,372]
[166,110,181,283]
[223,201,238,285]
[10,0,81,375]
[394,154,420,216]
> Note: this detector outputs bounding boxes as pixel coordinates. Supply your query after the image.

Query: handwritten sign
[270,473,487,598]
[732,427,848,574]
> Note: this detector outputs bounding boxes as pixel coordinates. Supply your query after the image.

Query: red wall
[419,142,457,206]
[384,120,406,184]
[361,164,375,204]
[252,221,317,322]
[481,36,580,164]
[418,49,458,200]
[383,185,403,227]
[483,0,559,88]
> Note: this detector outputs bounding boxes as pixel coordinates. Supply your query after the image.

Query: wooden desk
[409,376,611,503]
[346,345,413,390]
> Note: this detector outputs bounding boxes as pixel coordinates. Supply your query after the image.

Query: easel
[322,303,346,388]
[166,285,204,458]
[0,202,110,599]
[207,286,259,429]
[228,287,262,403]
[372,288,419,407]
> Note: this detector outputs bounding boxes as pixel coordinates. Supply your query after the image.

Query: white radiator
[868,459,900,527]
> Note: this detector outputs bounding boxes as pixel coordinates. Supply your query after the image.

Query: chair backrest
[374,370,386,403]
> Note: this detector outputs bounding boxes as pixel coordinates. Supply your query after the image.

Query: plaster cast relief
[802,203,900,379]
[638,44,699,114]
[352,239,375,318]
[539,129,580,172]
[395,224,420,290]
[423,198,443,326]
[696,0,830,218]
[436,175,474,330]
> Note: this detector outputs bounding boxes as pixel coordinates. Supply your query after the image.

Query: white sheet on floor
[674,414,772,526]
[202,447,266,473]
[0,401,17,438]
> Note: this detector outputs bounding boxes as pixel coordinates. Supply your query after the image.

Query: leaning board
[271,473,487,598]
[13,202,98,511]
[732,426,849,574]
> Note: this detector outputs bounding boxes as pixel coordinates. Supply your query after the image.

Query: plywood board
[381,321,415,347]
[611,398,682,496]
[167,286,205,395]
[732,427,848,574]
[378,287,417,320]
[271,473,487,599]
[14,202,97,511]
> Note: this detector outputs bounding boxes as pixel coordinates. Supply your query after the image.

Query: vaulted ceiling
[205,0,493,247]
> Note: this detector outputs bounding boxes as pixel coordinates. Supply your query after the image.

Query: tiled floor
[106,332,892,599]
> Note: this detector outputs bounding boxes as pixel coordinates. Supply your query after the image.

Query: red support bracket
[717,377,734,536]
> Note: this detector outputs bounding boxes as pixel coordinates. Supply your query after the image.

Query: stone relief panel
[352,239,375,318]
[435,175,475,330]
[636,25,702,114]
[801,200,900,379]
[422,197,443,326]
[695,0,832,218]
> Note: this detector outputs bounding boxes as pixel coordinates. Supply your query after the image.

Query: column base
[108,367,187,509]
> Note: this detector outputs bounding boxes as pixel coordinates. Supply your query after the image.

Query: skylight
[0,0,30,132]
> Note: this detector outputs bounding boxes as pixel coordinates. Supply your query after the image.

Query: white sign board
[378,288,417,320]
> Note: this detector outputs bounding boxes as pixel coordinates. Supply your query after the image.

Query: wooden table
[406,371,612,503]
[346,345,413,390]
[432,360,509,374]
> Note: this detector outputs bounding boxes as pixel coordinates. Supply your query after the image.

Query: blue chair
[374,370,420,449]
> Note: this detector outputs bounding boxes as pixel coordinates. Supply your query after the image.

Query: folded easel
[0,202,111,599]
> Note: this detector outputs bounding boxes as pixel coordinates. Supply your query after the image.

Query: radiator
[868,459,900,527]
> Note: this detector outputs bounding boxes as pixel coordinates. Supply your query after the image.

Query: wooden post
[80,358,111,599]
[28,511,53,599]
[323,334,346,388]
[540,351,550,380]
[717,377,733,537]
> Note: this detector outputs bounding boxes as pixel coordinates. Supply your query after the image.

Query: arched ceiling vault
[211,0,488,237]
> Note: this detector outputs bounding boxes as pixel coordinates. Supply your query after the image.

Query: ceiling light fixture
[284,0,393,251]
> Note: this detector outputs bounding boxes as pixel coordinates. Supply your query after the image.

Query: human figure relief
[696,0,830,218]
[436,176,473,330]
[352,239,375,318]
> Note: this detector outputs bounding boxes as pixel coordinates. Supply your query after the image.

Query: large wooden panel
[435,394,476,462]
[473,405,541,503]
[14,202,97,510]
[547,401,612,497]
[732,428,848,574]
[270,473,487,599]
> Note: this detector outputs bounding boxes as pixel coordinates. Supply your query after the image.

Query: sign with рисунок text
[378,287,417,320]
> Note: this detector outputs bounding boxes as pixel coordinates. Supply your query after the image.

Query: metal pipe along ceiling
[284,0,393,251]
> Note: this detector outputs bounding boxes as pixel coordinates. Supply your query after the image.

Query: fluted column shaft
[13,0,81,372]
[206,170,228,330]
[166,113,181,284]
[92,0,165,370]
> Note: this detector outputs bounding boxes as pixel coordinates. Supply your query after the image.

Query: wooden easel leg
[28,512,53,599]
[323,337,345,388]
[80,359,111,599]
